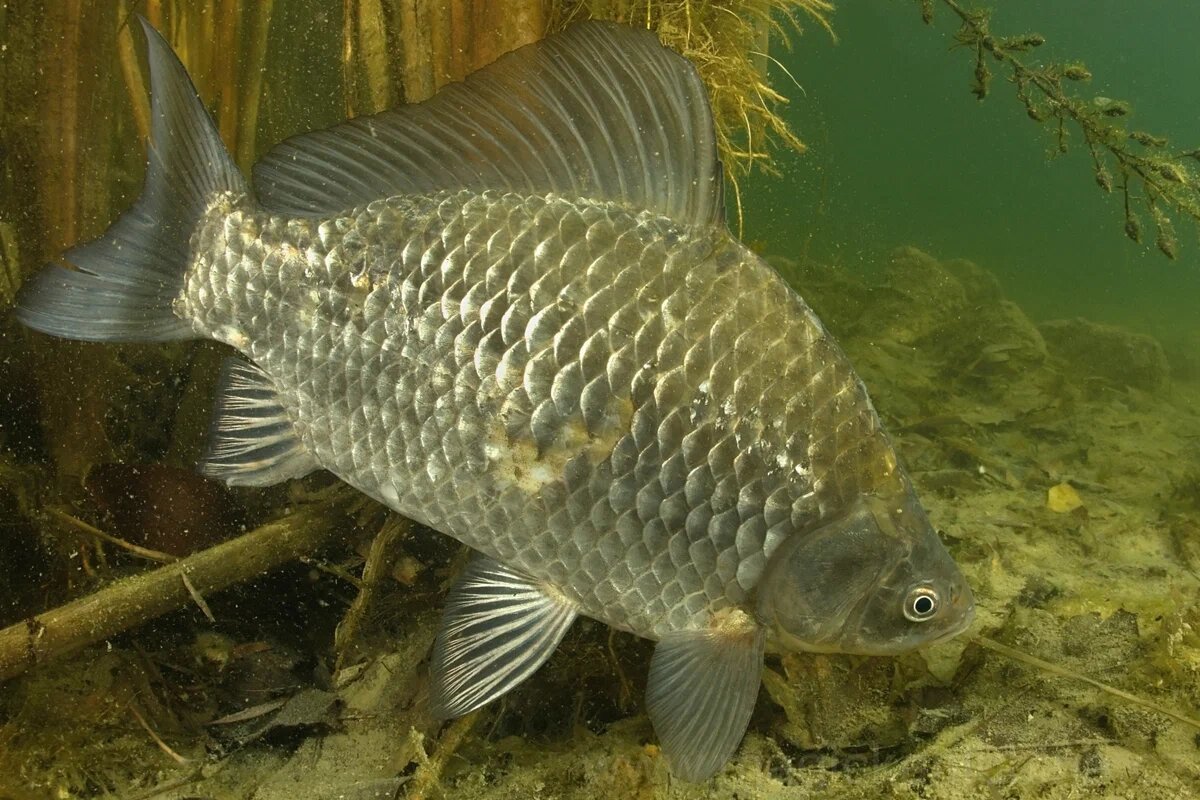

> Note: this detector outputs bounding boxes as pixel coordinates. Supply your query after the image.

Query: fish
[15,17,975,781]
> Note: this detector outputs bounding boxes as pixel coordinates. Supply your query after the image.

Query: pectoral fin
[200,357,320,487]
[430,555,578,719]
[645,614,765,782]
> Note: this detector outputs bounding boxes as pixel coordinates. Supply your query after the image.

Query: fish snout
[942,576,976,638]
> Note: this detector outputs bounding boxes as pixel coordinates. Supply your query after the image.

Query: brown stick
[0,504,344,683]
[405,711,479,800]
[235,0,275,169]
[334,515,411,672]
[973,635,1200,731]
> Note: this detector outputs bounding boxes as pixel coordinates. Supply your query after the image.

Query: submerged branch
[922,0,1200,259]
[0,502,348,683]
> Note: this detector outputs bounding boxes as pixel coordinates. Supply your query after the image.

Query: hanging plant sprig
[919,0,1200,259]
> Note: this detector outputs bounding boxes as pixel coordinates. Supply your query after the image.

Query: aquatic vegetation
[551,1,834,228]
[1039,317,1172,392]
[919,0,1200,259]
[1,2,1199,797]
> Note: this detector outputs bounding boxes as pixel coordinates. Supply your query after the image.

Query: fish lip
[929,599,976,645]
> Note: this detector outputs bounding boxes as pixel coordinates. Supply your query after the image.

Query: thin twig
[965,737,1115,753]
[180,570,215,623]
[207,698,287,726]
[116,769,206,800]
[129,702,190,765]
[406,712,480,800]
[974,635,1200,731]
[334,515,411,672]
[47,507,177,563]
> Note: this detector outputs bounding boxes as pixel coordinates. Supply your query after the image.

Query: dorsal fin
[253,21,725,229]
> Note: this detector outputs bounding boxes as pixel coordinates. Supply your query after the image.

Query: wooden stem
[235,0,275,169]
[0,505,344,683]
[334,515,410,672]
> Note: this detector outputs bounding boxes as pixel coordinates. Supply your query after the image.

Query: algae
[549,0,834,228]
[924,0,1200,261]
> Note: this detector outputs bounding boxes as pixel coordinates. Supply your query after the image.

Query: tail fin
[15,17,247,341]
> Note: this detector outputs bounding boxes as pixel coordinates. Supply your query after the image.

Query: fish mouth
[929,598,976,646]
[858,593,977,654]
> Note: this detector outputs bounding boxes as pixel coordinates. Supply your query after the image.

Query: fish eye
[903,586,939,622]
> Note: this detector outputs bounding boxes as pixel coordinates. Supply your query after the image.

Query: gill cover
[758,492,973,655]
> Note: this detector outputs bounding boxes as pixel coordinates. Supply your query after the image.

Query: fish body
[16,19,974,781]
[187,188,894,639]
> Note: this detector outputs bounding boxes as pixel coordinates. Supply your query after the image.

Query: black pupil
[913,595,935,616]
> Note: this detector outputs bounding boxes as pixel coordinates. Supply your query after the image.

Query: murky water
[0,3,1197,798]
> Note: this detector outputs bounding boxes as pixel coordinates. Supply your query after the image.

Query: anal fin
[430,555,578,719]
[645,612,765,782]
[200,357,320,487]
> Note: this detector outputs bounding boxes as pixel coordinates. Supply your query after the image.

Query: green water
[744,0,1200,332]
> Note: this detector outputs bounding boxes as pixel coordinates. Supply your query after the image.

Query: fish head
[757,492,974,656]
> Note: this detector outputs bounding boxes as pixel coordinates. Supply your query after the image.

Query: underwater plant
[550,0,835,229]
[1,1,1199,797]
[920,0,1200,259]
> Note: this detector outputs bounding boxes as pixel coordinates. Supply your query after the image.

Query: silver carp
[16,18,974,780]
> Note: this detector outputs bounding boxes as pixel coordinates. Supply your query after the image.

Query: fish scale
[16,18,972,780]
[180,188,905,638]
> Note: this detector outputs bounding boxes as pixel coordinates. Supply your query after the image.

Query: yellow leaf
[1047,482,1084,513]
